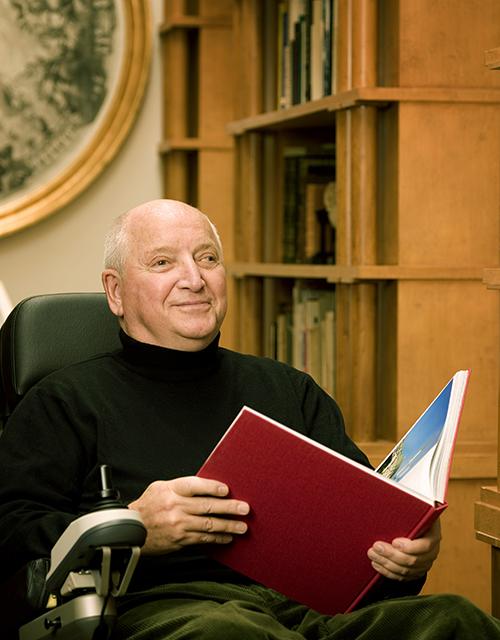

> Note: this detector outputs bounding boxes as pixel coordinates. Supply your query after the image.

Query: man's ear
[102,269,124,318]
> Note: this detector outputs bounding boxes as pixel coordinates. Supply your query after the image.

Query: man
[0,199,498,639]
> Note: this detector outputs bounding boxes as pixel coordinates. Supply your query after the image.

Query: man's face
[106,204,227,351]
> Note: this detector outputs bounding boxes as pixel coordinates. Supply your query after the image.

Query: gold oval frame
[0,0,152,238]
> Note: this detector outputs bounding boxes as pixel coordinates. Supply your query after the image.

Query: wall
[0,0,163,310]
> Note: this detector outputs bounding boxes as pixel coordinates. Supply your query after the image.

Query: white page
[376,371,469,503]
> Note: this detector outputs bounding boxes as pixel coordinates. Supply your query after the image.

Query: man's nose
[178,259,204,289]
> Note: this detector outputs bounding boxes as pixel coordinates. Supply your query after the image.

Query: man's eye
[199,254,218,264]
[153,258,169,268]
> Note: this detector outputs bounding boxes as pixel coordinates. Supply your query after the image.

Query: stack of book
[277,0,336,109]
[282,144,335,264]
[273,283,335,396]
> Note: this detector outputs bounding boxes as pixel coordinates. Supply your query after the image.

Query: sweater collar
[116,329,221,380]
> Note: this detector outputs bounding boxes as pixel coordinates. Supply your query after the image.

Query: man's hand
[367,519,441,582]
[128,476,250,554]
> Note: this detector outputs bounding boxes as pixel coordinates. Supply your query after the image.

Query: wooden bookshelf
[228,0,500,613]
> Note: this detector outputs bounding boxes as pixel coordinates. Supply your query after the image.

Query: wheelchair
[0,293,146,639]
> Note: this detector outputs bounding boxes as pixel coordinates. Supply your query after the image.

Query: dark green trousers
[113,581,500,639]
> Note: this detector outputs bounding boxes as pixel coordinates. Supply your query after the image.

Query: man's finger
[189,496,250,517]
[171,475,229,498]
[187,514,248,536]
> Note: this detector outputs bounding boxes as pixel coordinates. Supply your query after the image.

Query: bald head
[103,199,223,274]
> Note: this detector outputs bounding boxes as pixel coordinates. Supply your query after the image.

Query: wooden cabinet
[228,0,500,611]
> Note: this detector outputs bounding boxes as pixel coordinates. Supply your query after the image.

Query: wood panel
[335,283,378,440]
[232,0,263,119]
[425,478,492,611]
[396,281,498,442]
[396,0,500,89]
[397,103,500,267]
[198,6,234,142]
[233,132,263,354]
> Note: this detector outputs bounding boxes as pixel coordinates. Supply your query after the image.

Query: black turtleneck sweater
[0,331,402,596]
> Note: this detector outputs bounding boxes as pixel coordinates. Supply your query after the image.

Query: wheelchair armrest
[46,508,146,594]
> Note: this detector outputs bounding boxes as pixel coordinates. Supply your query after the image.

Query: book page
[391,447,434,500]
[375,379,453,500]
[432,373,469,501]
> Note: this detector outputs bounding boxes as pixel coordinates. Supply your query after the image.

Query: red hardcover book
[197,370,470,615]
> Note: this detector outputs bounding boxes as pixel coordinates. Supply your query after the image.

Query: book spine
[331,0,338,93]
[282,153,300,263]
[310,0,324,100]
[303,1,312,103]
[276,307,294,365]
[277,2,289,109]
[322,0,333,96]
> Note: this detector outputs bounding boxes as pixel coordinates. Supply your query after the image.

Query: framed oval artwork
[0,0,152,237]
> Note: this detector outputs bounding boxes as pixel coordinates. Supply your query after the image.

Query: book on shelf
[282,145,335,264]
[272,283,335,396]
[321,306,335,396]
[322,0,333,96]
[277,2,290,109]
[310,0,324,101]
[274,305,294,366]
[197,370,470,616]
[277,0,336,109]
[291,283,335,392]
[304,181,336,263]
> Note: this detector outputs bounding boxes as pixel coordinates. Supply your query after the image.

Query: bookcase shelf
[228,87,500,135]
[158,137,233,154]
[229,263,484,283]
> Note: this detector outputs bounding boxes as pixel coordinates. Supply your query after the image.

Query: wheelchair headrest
[0,292,121,419]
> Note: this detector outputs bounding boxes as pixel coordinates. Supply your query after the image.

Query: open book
[197,370,470,615]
